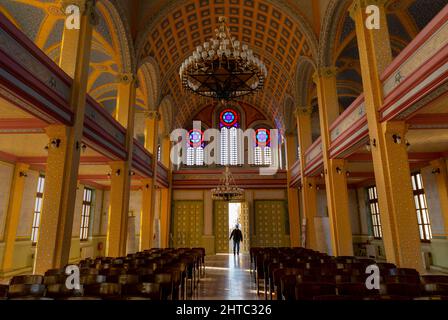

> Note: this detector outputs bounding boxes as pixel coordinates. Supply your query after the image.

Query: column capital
[381,120,408,136]
[430,158,446,168]
[294,106,313,117]
[141,178,153,188]
[330,158,348,172]
[349,0,388,19]
[118,73,137,85]
[15,162,30,171]
[45,124,68,140]
[144,110,161,121]
[109,160,126,171]
[313,67,338,83]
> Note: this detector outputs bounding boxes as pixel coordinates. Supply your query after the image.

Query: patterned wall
[252,200,290,247]
[213,201,229,253]
[171,200,203,248]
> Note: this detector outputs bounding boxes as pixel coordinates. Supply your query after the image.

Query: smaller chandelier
[211,166,245,202]
[179,16,267,101]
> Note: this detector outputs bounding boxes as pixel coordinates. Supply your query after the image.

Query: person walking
[229,224,243,255]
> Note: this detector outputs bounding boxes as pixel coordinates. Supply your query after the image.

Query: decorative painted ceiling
[135,0,318,131]
[1,0,446,132]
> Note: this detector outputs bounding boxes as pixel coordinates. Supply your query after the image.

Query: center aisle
[196,254,260,300]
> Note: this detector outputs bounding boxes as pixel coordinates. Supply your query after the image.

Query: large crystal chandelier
[179,16,267,101]
[211,166,245,202]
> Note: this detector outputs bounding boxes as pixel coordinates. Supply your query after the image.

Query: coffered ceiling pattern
[135,0,318,131]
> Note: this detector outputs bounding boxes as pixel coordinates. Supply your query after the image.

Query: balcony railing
[132,139,153,178]
[0,13,157,179]
[84,96,127,160]
[329,94,368,158]
[156,162,169,188]
[304,137,323,176]
[0,13,73,124]
[303,5,448,175]
[289,159,301,187]
[380,5,448,121]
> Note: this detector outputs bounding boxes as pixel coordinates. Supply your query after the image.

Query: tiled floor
[195,254,261,300]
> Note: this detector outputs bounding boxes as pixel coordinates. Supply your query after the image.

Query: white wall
[356,188,370,236]
[92,189,104,236]
[421,165,448,269]
[421,167,445,236]
[0,164,110,274]
[16,170,39,238]
[316,188,327,217]
[100,190,110,235]
[348,189,361,235]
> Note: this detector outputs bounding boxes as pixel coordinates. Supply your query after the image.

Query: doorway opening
[228,202,249,254]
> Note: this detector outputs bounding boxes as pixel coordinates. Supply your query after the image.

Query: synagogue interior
[0,0,447,301]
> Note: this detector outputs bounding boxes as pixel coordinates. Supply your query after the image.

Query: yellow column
[430,159,448,234]
[1,163,29,273]
[107,161,128,256]
[59,0,86,77]
[139,110,160,251]
[350,0,423,271]
[159,136,172,248]
[144,111,160,153]
[161,135,171,167]
[159,188,170,248]
[139,179,153,250]
[286,134,301,247]
[295,107,318,250]
[34,1,95,274]
[314,68,353,256]
[328,158,353,255]
[302,177,318,249]
[106,74,137,257]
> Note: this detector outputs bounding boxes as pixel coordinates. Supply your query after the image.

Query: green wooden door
[214,201,229,253]
[172,201,203,248]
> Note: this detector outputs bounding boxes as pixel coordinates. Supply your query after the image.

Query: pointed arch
[318,0,352,68]
[296,56,317,108]
[137,56,161,110]
[158,95,174,136]
[99,0,135,73]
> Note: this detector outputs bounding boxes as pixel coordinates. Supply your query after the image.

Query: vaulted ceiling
[134,0,320,130]
[1,0,446,134]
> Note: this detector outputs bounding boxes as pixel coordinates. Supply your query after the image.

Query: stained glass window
[186,129,204,166]
[220,109,239,128]
[254,128,272,166]
[219,109,240,165]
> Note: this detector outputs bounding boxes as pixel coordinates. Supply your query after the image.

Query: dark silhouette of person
[229,224,243,255]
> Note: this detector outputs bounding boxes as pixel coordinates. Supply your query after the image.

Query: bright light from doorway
[228,202,241,253]
[229,202,241,229]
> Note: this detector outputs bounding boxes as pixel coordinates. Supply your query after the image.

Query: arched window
[254,128,272,166]
[219,109,240,165]
[186,129,204,166]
